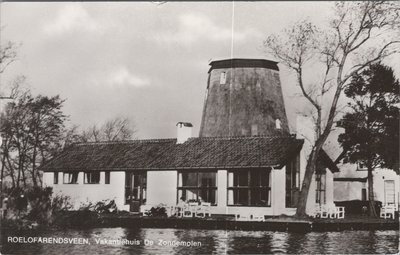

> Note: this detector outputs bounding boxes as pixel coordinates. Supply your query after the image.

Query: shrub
[94,200,118,214]
[1,186,72,225]
[146,206,167,217]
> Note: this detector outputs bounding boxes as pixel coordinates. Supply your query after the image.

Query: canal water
[1,228,399,254]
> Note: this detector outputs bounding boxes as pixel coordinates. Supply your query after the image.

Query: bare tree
[264,1,400,217]
[80,117,136,142]
[0,84,67,188]
[0,41,18,74]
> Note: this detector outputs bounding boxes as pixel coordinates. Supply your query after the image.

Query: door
[125,171,147,212]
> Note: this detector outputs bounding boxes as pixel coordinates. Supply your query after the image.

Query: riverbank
[94,214,398,232]
[2,211,397,233]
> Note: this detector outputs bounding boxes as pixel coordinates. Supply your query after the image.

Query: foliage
[0,84,67,188]
[93,199,118,214]
[0,40,18,74]
[2,186,72,226]
[338,63,399,171]
[145,206,167,217]
[264,1,400,217]
[338,63,399,216]
[78,199,118,214]
[51,193,73,214]
[25,186,53,223]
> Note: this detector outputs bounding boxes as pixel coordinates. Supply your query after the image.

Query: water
[1,228,399,254]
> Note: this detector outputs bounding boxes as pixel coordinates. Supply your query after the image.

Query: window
[228,169,271,206]
[275,119,282,130]
[251,124,258,136]
[177,171,217,205]
[84,172,100,184]
[315,173,326,204]
[105,171,110,184]
[54,172,59,184]
[357,162,367,171]
[63,172,79,184]
[286,155,300,208]
[362,188,367,201]
[256,80,262,91]
[385,180,395,205]
[220,72,226,84]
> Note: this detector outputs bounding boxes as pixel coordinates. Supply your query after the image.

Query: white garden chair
[250,214,265,222]
[320,204,331,218]
[139,204,153,216]
[195,202,211,218]
[380,204,396,219]
[310,204,322,218]
[235,214,250,221]
[183,202,198,218]
[335,206,345,219]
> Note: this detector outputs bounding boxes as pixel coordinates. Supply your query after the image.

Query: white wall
[325,170,334,205]
[43,171,128,211]
[370,169,399,207]
[271,167,287,215]
[216,170,227,213]
[147,170,177,206]
[334,181,365,201]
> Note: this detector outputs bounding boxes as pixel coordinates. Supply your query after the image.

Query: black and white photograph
[0,1,399,254]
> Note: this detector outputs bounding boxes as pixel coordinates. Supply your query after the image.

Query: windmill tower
[199,58,289,137]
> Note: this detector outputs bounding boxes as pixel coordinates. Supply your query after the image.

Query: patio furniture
[174,206,184,217]
[235,214,250,221]
[249,214,265,222]
[235,214,265,222]
[320,204,331,218]
[380,204,396,219]
[310,204,322,218]
[139,204,153,216]
[334,206,345,219]
[195,202,211,218]
[320,204,344,219]
[183,202,198,218]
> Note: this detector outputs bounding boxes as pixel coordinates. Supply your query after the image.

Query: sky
[1,2,397,143]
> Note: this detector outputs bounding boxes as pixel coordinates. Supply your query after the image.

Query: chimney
[296,114,315,143]
[176,122,193,144]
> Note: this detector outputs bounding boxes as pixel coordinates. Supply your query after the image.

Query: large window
[315,173,326,204]
[63,172,79,184]
[84,171,100,184]
[228,169,271,206]
[177,171,217,205]
[286,155,300,208]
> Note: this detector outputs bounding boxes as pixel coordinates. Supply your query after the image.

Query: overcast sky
[1,2,397,142]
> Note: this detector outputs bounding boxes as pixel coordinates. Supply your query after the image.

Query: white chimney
[176,122,193,144]
[296,114,316,143]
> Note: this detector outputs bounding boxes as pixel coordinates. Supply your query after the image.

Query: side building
[334,162,399,208]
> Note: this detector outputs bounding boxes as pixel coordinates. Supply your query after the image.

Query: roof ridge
[72,138,177,146]
[192,135,295,141]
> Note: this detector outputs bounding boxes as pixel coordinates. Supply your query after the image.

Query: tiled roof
[40,136,306,172]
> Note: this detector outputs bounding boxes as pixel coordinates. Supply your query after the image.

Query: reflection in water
[1,228,398,254]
